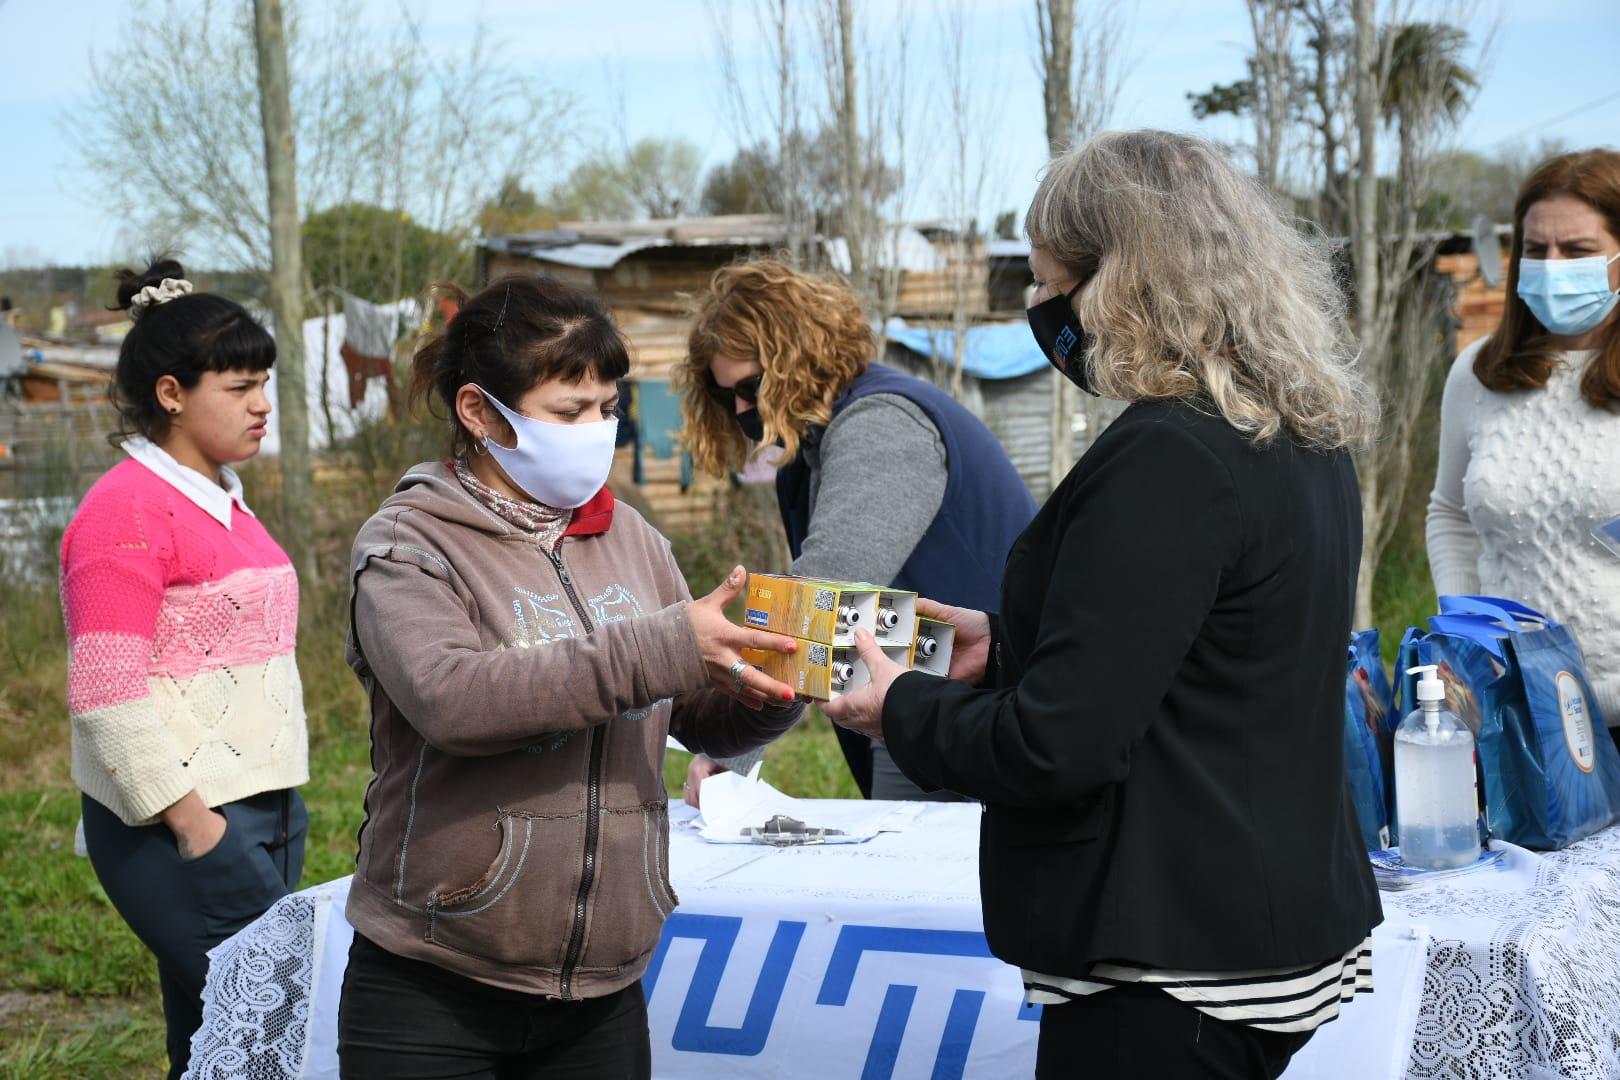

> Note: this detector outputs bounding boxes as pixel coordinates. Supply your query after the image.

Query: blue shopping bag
[1343,630,1392,850]
[1396,595,1620,850]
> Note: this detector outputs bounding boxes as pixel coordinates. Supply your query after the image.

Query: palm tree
[1379,22,1478,191]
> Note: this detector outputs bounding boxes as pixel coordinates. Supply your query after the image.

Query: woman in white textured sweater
[1427,148,1620,742]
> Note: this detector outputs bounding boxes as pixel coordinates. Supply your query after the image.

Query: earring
[168,407,179,414]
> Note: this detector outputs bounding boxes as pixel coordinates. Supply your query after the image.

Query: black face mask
[734,407,765,443]
[1027,281,1097,396]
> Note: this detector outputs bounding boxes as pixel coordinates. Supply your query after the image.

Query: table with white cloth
[182,801,1620,1080]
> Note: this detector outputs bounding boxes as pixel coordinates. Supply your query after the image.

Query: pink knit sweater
[60,457,309,825]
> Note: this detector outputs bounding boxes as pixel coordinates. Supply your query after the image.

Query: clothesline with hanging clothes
[326,288,406,412]
[259,292,418,455]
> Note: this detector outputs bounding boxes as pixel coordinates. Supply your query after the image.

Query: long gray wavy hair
[1025,129,1376,451]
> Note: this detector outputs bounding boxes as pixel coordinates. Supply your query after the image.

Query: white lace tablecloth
[1382,825,1620,1078]
[182,804,1620,1079]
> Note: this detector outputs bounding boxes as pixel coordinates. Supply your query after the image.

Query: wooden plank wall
[621,448,730,534]
[891,270,990,319]
[1435,251,1509,352]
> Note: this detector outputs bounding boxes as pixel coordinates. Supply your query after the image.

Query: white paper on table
[695,769,908,844]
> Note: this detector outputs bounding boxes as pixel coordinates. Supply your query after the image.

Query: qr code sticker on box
[809,644,829,666]
[813,589,835,612]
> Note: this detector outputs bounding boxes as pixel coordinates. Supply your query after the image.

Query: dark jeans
[337,932,652,1080]
[1036,985,1314,1080]
[81,789,306,1080]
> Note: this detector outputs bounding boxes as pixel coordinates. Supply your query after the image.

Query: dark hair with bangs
[110,256,276,442]
[411,274,631,455]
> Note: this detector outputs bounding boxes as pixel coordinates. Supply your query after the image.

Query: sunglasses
[704,373,763,410]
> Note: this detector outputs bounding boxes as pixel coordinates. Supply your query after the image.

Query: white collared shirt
[122,436,255,531]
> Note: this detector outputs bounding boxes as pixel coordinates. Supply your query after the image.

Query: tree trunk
[1246,0,1295,192]
[253,0,315,583]
[1351,0,1378,332]
[835,0,866,301]
[1038,0,1077,492]
[1039,0,1075,155]
[775,0,809,267]
[1354,508,1380,634]
[1350,0,1379,626]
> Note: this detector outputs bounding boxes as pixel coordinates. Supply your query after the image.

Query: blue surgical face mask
[1517,252,1620,337]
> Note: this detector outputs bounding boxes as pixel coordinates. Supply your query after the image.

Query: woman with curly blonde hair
[824,130,1382,1078]
[676,258,1035,801]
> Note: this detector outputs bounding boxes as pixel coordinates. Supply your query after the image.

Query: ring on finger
[728,658,749,695]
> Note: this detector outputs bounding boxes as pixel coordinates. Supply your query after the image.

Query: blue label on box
[745,608,768,627]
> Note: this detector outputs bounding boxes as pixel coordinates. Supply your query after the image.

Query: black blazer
[884,399,1382,974]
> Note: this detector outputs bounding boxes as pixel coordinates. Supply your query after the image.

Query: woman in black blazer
[825,130,1383,1079]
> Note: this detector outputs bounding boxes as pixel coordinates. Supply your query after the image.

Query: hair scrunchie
[127,278,194,321]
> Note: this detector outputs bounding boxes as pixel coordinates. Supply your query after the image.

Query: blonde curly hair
[679,258,874,475]
[1026,129,1376,451]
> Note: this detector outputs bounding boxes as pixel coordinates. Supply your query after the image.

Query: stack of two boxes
[739,573,956,700]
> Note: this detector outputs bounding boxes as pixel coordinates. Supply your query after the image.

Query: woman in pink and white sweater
[60,258,309,1080]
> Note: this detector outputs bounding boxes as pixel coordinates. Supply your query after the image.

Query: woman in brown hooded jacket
[337,275,804,1079]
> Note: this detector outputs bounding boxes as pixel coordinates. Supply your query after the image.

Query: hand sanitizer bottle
[1394,664,1481,870]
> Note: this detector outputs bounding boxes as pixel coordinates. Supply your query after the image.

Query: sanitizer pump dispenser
[1394,664,1481,870]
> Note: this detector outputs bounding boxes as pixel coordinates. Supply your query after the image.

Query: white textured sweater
[1426,340,1620,726]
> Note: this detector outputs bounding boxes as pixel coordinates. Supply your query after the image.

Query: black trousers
[337,932,652,1080]
[81,789,306,1080]
[1036,986,1314,1080]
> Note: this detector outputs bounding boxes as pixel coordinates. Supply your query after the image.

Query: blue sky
[2,0,1617,268]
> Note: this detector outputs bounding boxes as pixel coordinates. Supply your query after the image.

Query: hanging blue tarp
[883,317,1049,381]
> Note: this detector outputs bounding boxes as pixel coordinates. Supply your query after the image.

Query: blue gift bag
[1343,630,1392,850]
[1396,595,1620,850]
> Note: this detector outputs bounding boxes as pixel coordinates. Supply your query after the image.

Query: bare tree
[1351,0,1380,357]
[833,0,867,301]
[812,0,915,317]
[1034,0,1125,156]
[709,0,818,265]
[75,1,570,284]
[1346,10,1482,627]
[1188,0,1351,230]
[252,0,314,582]
[1205,0,1483,626]
[708,0,912,316]
[1032,0,1129,495]
[1034,0,1074,157]
[1247,0,1299,191]
[1301,0,1356,234]
[932,0,1003,399]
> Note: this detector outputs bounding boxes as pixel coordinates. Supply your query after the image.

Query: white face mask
[473,384,618,509]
